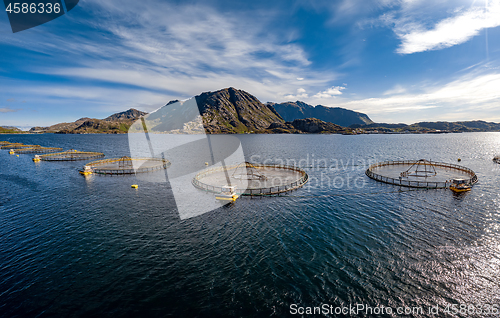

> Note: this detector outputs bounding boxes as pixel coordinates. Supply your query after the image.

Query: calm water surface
[1,133,499,317]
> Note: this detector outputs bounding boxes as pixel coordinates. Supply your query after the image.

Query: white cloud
[313,85,346,98]
[383,85,407,95]
[391,1,500,54]
[283,87,309,100]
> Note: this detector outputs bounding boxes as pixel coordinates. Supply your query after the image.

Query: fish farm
[13,146,63,154]
[81,156,171,175]
[366,159,478,189]
[1,143,37,149]
[192,162,309,196]
[35,149,105,161]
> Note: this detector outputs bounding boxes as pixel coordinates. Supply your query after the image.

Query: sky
[1,0,500,129]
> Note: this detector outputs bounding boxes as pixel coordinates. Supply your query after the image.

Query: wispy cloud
[0,107,21,113]
[0,0,340,116]
[283,87,309,100]
[387,1,500,54]
[341,70,500,122]
[383,85,407,95]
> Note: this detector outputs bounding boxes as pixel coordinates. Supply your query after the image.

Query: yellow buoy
[131,184,138,189]
[205,162,209,165]
[458,158,461,162]
[33,155,41,162]
[16,155,19,157]
[9,150,15,155]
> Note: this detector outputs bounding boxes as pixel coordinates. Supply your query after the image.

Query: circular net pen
[14,146,63,154]
[494,156,500,164]
[366,159,478,189]
[192,162,309,196]
[38,149,105,161]
[82,156,171,175]
[1,143,37,149]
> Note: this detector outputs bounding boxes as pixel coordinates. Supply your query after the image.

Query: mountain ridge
[29,109,147,134]
[22,87,500,134]
[350,120,500,133]
[270,101,373,127]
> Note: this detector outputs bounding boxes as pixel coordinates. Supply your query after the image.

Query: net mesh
[83,157,170,175]
[39,149,105,161]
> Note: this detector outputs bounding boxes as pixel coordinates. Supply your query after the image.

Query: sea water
[1,133,499,317]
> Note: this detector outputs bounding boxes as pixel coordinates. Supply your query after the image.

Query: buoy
[205,162,209,165]
[33,155,41,162]
[458,158,461,162]
[131,184,138,189]
[16,155,19,157]
[9,150,14,155]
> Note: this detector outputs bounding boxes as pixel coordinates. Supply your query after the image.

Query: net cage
[37,149,105,161]
[1,143,38,149]
[366,160,478,189]
[192,162,309,196]
[494,156,500,164]
[13,146,63,154]
[399,159,437,178]
[82,156,171,175]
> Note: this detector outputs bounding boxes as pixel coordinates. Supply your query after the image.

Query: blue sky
[1,0,500,128]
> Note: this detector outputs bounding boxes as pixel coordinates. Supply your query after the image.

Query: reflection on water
[0,132,499,317]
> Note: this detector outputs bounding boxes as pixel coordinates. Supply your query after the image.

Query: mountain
[29,88,498,135]
[270,101,373,127]
[29,109,147,134]
[195,87,284,133]
[139,87,285,134]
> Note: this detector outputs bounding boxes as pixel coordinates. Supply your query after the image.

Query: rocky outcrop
[267,118,345,134]
[290,118,343,133]
[104,108,147,121]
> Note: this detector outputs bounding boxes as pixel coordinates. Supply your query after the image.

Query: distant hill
[270,101,373,127]
[412,121,500,131]
[0,126,23,134]
[29,109,147,134]
[351,120,500,132]
[25,88,500,135]
[104,109,147,121]
[268,118,345,134]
